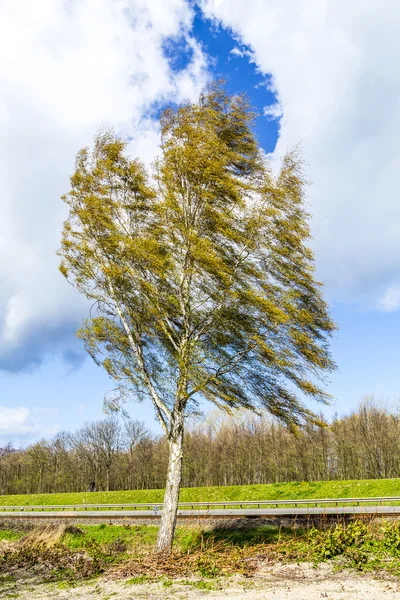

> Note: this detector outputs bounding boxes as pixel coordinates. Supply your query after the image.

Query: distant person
[89,480,96,492]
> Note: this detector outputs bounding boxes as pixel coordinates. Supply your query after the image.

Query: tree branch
[107,278,171,435]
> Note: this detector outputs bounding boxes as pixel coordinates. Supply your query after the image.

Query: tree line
[0,398,398,496]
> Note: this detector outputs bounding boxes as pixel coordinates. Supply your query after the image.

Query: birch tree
[59,84,336,553]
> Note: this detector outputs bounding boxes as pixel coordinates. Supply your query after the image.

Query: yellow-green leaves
[59,83,336,430]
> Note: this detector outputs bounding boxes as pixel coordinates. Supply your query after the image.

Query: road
[2,506,400,519]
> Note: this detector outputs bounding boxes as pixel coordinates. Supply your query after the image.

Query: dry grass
[22,524,71,547]
[108,537,273,580]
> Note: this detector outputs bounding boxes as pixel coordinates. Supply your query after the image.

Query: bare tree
[122,419,149,458]
[74,418,121,491]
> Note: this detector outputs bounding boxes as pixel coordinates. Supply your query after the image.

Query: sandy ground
[2,564,400,599]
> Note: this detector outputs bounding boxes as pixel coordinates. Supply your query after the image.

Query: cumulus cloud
[200,0,400,307]
[0,406,59,443]
[263,102,283,120]
[0,0,208,371]
[229,45,251,59]
[7,0,400,375]
[379,285,400,312]
[230,46,245,58]
[0,407,33,434]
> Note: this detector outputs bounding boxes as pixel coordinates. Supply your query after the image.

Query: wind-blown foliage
[59,84,336,552]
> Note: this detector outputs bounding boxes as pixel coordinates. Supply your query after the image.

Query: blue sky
[1,0,400,444]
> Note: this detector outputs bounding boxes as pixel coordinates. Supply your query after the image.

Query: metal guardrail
[1,496,400,512]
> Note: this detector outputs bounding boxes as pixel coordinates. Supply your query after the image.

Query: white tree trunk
[156,423,183,554]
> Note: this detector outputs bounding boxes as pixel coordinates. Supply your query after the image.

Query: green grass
[61,523,294,553]
[0,530,25,542]
[62,523,270,554]
[63,524,158,551]
[0,478,400,507]
[125,574,152,585]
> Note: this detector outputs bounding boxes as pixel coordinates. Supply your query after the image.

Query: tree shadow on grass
[177,525,306,553]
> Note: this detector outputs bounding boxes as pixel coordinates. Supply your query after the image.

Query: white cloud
[0,405,58,438]
[229,45,252,59]
[0,0,209,369]
[8,0,400,374]
[0,407,33,434]
[230,46,245,58]
[200,0,400,308]
[263,102,283,120]
[379,285,400,312]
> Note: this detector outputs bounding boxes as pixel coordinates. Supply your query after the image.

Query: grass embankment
[1,478,400,506]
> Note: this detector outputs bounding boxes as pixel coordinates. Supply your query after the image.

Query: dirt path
[2,564,400,599]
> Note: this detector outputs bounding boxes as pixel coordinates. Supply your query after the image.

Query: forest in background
[0,397,398,495]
